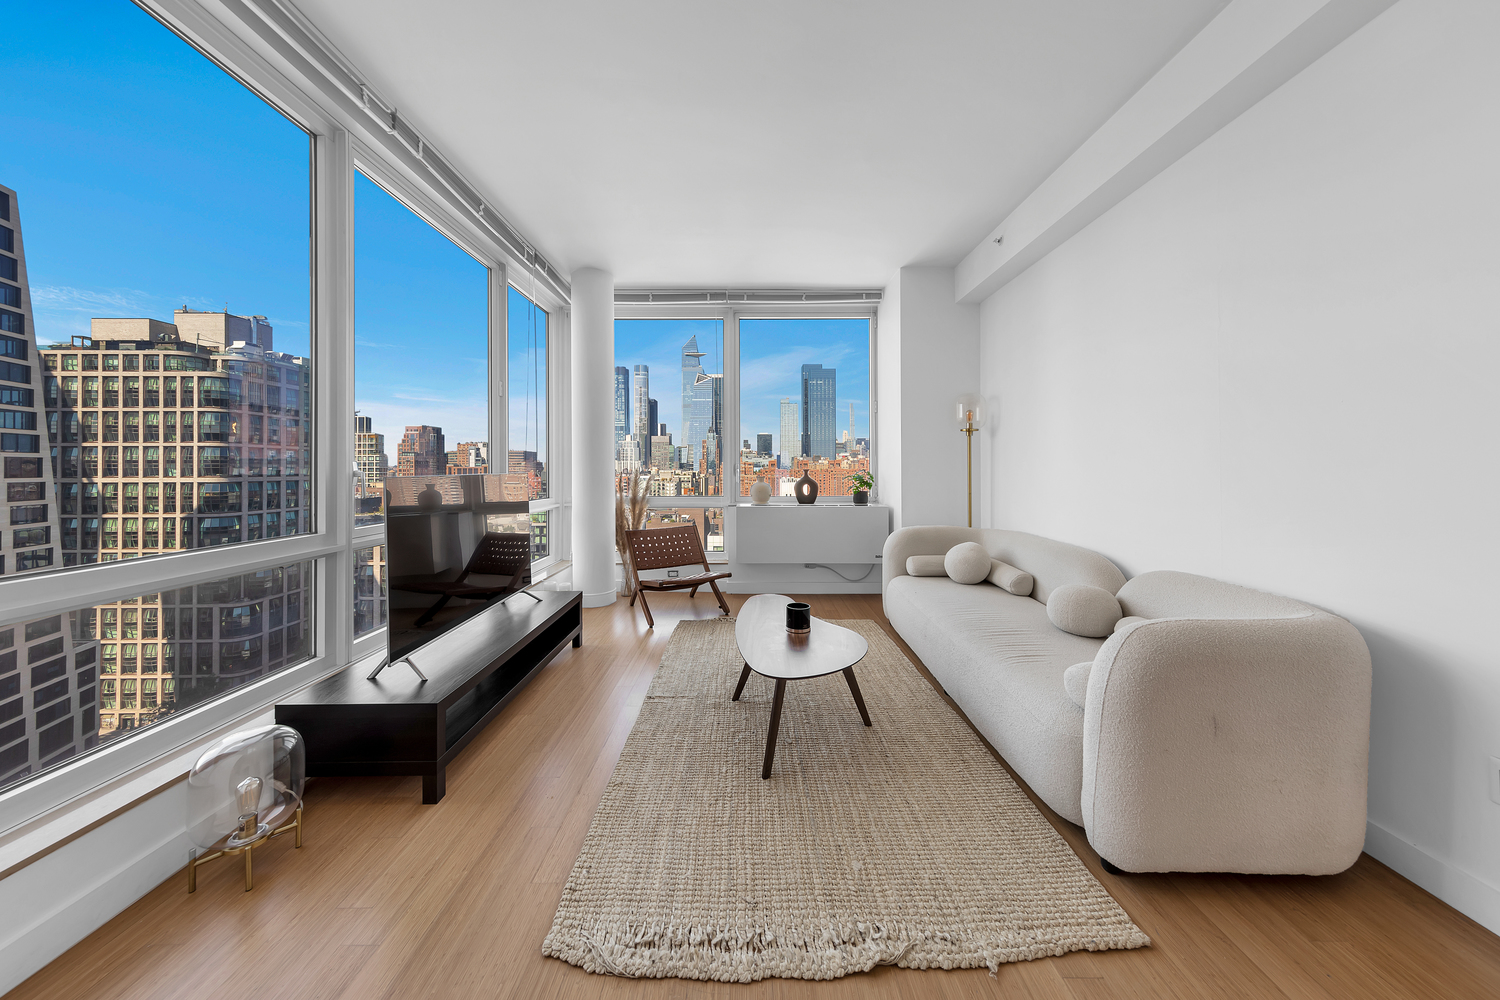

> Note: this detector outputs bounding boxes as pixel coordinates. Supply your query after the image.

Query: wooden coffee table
[732,594,871,778]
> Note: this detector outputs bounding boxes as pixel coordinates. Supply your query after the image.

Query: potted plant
[849,471,874,506]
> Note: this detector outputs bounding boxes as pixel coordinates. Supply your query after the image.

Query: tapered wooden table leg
[761,679,787,779]
[732,663,752,701]
[842,667,872,727]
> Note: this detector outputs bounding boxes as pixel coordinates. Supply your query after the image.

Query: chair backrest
[460,531,532,584]
[625,524,708,572]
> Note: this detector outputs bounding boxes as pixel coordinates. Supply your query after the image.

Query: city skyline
[614,317,870,471]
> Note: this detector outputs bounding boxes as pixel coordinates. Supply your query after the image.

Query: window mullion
[314,127,356,669]
[723,307,739,504]
[491,262,507,496]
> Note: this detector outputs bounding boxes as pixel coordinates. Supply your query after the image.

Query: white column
[570,267,617,607]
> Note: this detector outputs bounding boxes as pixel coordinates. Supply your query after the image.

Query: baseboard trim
[0,826,189,996]
[581,590,617,608]
[1364,819,1500,936]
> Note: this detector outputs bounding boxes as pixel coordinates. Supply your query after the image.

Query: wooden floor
[12,593,1500,999]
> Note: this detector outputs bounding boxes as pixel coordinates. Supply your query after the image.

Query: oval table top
[735,593,868,680]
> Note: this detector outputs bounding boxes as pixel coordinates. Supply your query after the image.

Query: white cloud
[739,342,857,395]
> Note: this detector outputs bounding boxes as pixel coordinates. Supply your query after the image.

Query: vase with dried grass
[615,468,654,596]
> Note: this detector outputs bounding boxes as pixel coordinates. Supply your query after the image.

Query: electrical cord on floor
[802,563,876,582]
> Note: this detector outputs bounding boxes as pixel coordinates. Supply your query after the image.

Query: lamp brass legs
[188,806,304,894]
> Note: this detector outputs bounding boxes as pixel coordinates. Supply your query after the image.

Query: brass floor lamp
[956,394,986,527]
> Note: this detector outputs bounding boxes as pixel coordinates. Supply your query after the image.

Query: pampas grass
[615,469,654,596]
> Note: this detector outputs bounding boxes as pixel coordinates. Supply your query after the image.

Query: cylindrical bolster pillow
[1046,583,1122,637]
[943,542,992,585]
[905,554,947,577]
[987,560,1034,596]
[1062,661,1092,708]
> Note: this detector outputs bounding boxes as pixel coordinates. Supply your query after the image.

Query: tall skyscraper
[801,364,836,459]
[39,304,314,741]
[631,365,650,467]
[756,433,772,456]
[396,425,445,477]
[354,414,385,494]
[648,398,658,444]
[779,397,797,469]
[1,182,98,784]
[694,371,723,476]
[681,336,707,465]
[612,365,630,463]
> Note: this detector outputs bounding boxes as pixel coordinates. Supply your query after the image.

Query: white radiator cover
[733,504,891,565]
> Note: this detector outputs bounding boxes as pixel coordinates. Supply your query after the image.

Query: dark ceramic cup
[786,602,812,634]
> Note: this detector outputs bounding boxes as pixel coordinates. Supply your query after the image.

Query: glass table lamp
[956,394,986,527]
[187,724,306,893]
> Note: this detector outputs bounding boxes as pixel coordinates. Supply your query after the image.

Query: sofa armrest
[1081,614,1371,875]
[882,525,986,592]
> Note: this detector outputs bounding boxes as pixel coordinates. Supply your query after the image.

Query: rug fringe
[542,916,1149,983]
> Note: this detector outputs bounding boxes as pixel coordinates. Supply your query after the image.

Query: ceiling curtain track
[614,289,883,306]
[240,0,569,301]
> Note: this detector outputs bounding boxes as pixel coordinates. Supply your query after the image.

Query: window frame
[505,279,567,573]
[612,300,879,517]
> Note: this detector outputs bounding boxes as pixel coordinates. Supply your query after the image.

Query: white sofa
[882,526,1372,875]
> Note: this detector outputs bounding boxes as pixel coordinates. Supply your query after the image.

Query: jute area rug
[542,618,1148,982]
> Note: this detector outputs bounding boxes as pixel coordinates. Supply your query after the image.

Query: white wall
[978,0,1500,931]
[878,267,981,532]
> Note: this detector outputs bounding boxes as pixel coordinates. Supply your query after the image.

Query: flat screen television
[371,474,537,679]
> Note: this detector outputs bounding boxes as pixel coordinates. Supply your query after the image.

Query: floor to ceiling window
[0,1,570,838]
[0,0,314,789]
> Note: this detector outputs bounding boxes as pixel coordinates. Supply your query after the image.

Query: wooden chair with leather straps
[622,524,732,628]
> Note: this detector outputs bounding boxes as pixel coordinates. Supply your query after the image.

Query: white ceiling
[294,0,1228,288]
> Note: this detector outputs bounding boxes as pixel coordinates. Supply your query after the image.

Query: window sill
[0,645,371,878]
[0,708,268,881]
[733,500,886,507]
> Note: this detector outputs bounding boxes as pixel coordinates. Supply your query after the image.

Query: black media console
[276,590,582,803]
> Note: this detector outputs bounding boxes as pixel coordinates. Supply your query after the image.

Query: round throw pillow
[1047,583,1122,637]
[943,542,991,585]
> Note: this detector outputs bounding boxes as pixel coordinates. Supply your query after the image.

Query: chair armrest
[1080,614,1371,874]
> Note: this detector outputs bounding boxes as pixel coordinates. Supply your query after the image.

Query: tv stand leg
[572,634,582,648]
[423,769,446,804]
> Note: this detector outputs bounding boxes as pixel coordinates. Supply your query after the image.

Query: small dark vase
[794,472,818,505]
[786,602,811,634]
[852,489,869,506]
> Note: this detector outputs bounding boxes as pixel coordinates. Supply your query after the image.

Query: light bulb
[236,775,263,814]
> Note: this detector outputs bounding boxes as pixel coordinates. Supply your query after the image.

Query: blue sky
[3,2,859,469]
[354,174,547,462]
[615,317,869,459]
[353,172,491,454]
[1,2,310,352]
[0,1,517,462]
